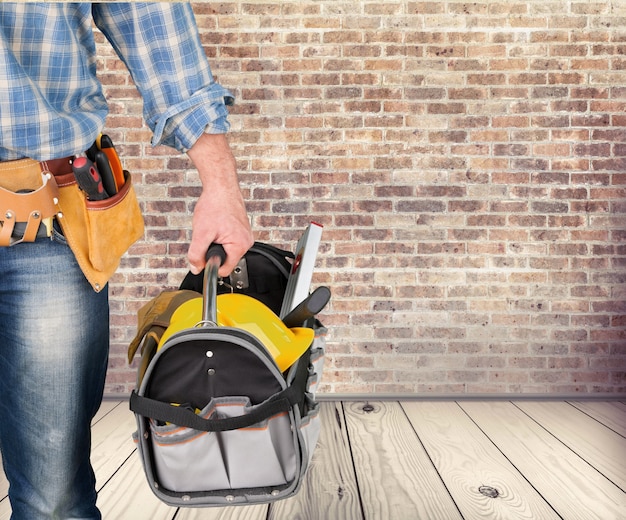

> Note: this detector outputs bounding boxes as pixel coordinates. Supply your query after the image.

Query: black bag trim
[248,242,294,279]
[129,391,293,432]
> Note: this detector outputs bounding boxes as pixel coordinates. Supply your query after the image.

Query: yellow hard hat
[157,293,314,372]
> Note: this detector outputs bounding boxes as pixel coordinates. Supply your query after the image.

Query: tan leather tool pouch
[0,159,60,246]
[127,289,200,383]
[55,171,144,292]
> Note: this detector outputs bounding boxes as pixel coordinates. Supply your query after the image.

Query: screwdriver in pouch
[72,156,109,200]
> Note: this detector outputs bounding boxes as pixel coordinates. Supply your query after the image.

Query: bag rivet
[182,495,191,501]
[5,211,13,220]
[207,368,216,376]
[271,489,280,496]
[206,350,214,358]
[225,495,235,502]
[32,211,40,219]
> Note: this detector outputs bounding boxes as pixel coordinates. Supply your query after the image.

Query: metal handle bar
[201,244,227,326]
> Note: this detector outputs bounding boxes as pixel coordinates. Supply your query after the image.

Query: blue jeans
[0,229,109,519]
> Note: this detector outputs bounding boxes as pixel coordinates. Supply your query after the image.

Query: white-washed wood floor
[0,400,624,519]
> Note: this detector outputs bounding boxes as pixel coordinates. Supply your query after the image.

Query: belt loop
[0,209,16,246]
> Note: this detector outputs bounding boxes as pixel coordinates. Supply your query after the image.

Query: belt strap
[11,220,53,240]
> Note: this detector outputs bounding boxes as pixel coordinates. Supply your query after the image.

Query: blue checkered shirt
[0,2,233,161]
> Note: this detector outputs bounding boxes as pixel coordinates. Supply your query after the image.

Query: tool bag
[129,243,326,507]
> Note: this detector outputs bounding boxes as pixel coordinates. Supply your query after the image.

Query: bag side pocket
[299,397,321,468]
[210,397,297,490]
[150,407,230,492]
[307,325,327,396]
[149,397,298,493]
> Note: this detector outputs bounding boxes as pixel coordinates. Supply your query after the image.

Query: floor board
[176,503,268,520]
[568,401,626,437]
[91,402,138,490]
[460,401,626,520]
[515,401,626,492]
[402,401,561,520]
[344,401,462,519]
[96,453,177,520]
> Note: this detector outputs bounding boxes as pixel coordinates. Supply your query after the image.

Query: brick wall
[102,1,626,396]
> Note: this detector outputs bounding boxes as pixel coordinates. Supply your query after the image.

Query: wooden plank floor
[0,400,624,519]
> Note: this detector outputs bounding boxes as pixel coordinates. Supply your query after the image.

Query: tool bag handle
[202,243,226,326]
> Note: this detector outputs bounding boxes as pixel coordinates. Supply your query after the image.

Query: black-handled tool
[72,156,109,201]
[86,141,99,162]
[282,286,331,328]
[94,150,117,196]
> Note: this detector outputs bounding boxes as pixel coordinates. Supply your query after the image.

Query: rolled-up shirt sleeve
[93,2,233,152]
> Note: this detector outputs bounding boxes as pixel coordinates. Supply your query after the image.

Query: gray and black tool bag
[129,244,326,507]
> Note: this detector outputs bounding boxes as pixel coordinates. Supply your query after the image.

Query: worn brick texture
[100,1,626,396]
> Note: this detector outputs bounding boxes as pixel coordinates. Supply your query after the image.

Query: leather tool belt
[1,152,144,292]
[0,158,66,246]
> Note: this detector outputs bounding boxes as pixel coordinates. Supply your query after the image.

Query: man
[0,3,253,518]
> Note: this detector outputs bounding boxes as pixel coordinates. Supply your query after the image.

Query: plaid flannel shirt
[0,2,233,161]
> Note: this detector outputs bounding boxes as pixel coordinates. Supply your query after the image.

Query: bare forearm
[186,133,253,276]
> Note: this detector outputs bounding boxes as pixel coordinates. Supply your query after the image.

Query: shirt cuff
[151,83,234,152]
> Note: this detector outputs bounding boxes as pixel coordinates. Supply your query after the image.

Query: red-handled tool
[72,156,109,200]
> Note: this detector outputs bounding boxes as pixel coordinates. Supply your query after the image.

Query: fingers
[188,237,252,276]
[187,202,254,276]
[217,241,251,277]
